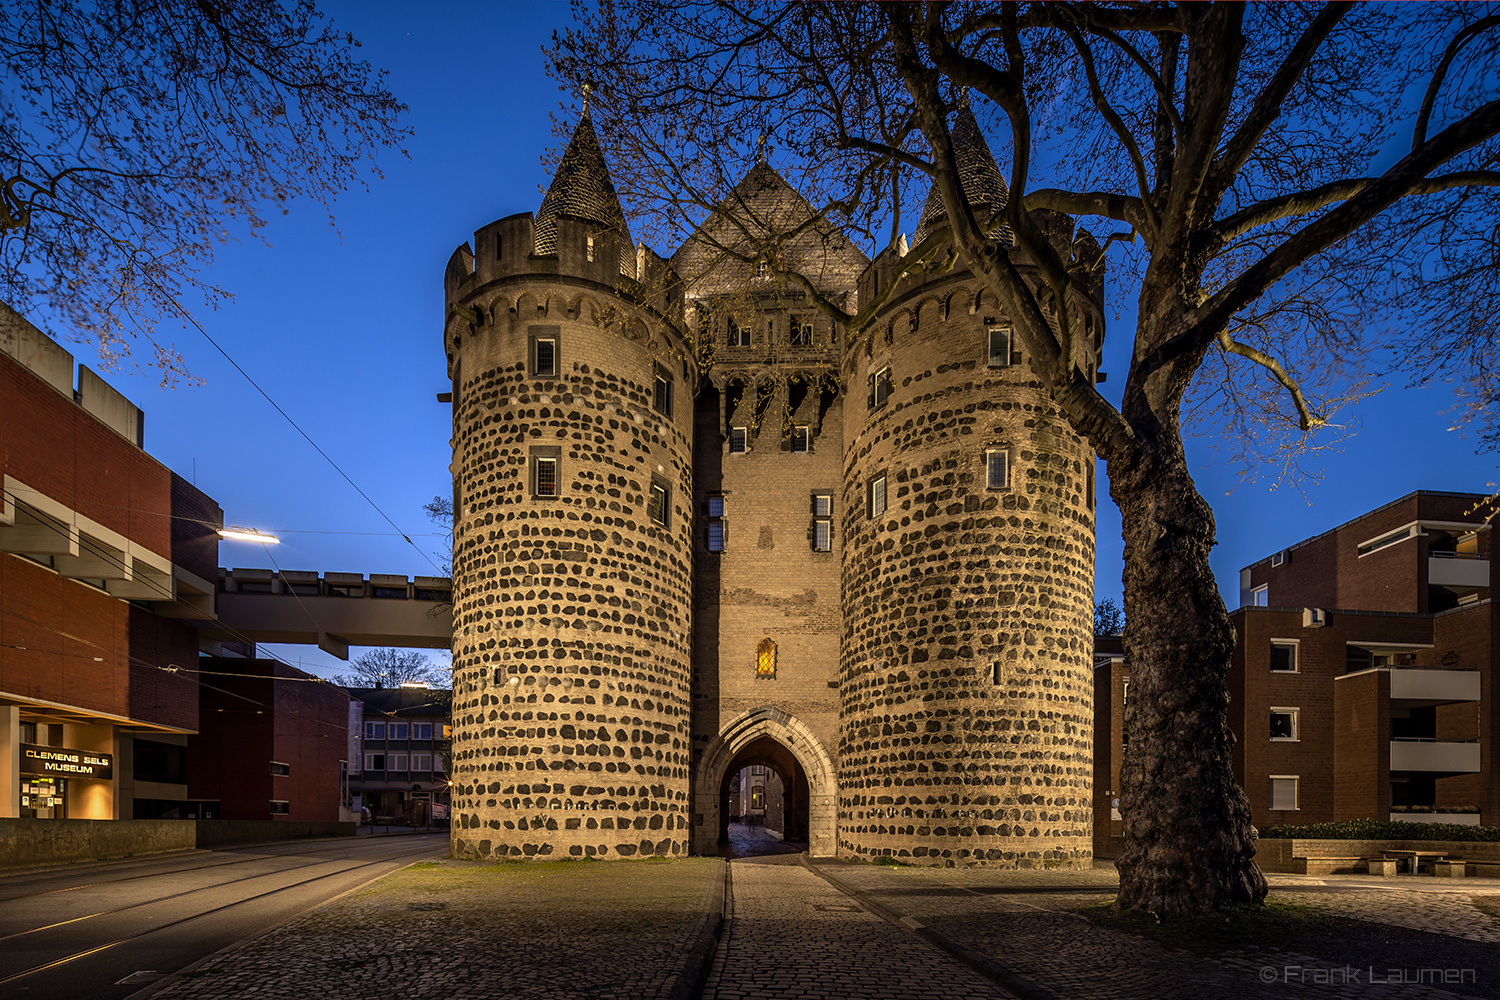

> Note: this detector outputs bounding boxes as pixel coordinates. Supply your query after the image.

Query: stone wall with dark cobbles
[446,240,696,859]
[838,268,1098,866]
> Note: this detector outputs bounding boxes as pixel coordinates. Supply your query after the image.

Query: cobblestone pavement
[141,857,724,1000]
[700,855,1015,1000]
[720,821,806,860]
[814,862,1500,1000]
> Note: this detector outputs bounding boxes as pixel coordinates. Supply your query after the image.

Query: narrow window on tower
[811,493,833,551]
[986,448,1010,489]
[705,495,726,552]
[586,234,596,261]
[756,636,777,679]
[790,425,810,453]
[869,365,892,408]
[648,478,670,527]
[867,474,887,519]
[653,366,673,417]
[532,446,562,499]
[728,426,748,454]
[987,325,1012,367]
[530,326,560,377]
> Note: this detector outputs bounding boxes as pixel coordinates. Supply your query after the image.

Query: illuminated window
[750,785,765,808]
[586,234,596,261]
[756,637,777,679]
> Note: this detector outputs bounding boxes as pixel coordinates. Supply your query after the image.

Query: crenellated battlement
[857,208,1106,326]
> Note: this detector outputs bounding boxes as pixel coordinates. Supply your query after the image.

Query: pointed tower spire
[911,103,1012,247]
[533,107,633,260]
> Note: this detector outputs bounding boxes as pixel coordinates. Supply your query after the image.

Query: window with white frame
[1251,585,1269,607]
[728,427,748,454]
[870,365,892,408]
[790,315,812,346]
[987,325,1012,367]
[364,722,385,740]
[867,474,887,519]
[413,723,433,740]
[985,448,1009,489]
[533,448,561,498]
[269,761,290,776]
[1270,641,1298,673]
[728,319,751,347]
[649,479,670,527]
[531,327,559,377]
[811,493,833,551]
[412,753,432,772]
[364,753,385,771]
[269,800,290,814]
[389,753,408,772]
[1269,775,1299,811]
[653,369,673,417]
[391,724,408,741]
[1269,707,1299,741]
[790,425,810,453]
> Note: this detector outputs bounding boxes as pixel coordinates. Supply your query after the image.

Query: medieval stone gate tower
[445,109,1101,865]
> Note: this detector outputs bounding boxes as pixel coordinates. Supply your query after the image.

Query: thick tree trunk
[1111,453,1268,912]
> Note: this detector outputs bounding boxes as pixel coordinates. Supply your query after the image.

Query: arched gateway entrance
[693,706,837,857]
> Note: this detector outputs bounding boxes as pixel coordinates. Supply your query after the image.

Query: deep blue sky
[85,3,1496,680]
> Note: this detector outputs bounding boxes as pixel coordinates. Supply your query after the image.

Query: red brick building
[1,302,214,820]
[1095,491,1497,854]
[189,658,353,821]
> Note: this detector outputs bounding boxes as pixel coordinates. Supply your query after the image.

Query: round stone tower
[838,106,1103,866]
[444,112,696,859]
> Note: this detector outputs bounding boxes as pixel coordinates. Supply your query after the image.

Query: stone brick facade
[446,113,1101,864]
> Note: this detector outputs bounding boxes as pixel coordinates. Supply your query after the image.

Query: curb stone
[800,854,1060,1000]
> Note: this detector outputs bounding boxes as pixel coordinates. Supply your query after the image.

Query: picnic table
[1382,849,1449,874]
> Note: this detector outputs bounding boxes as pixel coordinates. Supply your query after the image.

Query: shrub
[1259,819,1500,842]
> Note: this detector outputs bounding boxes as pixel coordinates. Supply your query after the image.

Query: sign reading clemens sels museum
[20,744,113,780]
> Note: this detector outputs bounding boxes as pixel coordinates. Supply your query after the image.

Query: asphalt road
[0,833,446,1000]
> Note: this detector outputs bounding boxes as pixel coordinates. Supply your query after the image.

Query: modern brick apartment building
[1095,491,1498,853]
[444,106,1104,864]
[1,303,213,820]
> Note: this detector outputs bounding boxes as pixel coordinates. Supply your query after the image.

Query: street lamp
[218,526,280,544]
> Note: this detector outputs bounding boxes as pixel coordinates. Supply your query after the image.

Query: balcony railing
[1388,739,1481,773]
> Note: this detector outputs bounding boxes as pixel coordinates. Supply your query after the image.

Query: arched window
[756,637,777,679]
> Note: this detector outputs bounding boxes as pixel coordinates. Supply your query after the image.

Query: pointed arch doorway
[694,707,837,857]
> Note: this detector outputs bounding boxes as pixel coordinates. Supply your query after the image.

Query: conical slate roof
[533,111,633,260]
[912,104,1013,247]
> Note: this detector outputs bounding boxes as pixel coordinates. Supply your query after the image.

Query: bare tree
[554,1,1500,912]
[0,0,407,378]
[1094,598,1125,637]
[335,648,439,689]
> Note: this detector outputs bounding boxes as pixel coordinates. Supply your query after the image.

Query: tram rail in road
[0,833,445,1000]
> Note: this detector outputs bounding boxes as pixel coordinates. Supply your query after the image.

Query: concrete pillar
[0,706,19,818]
